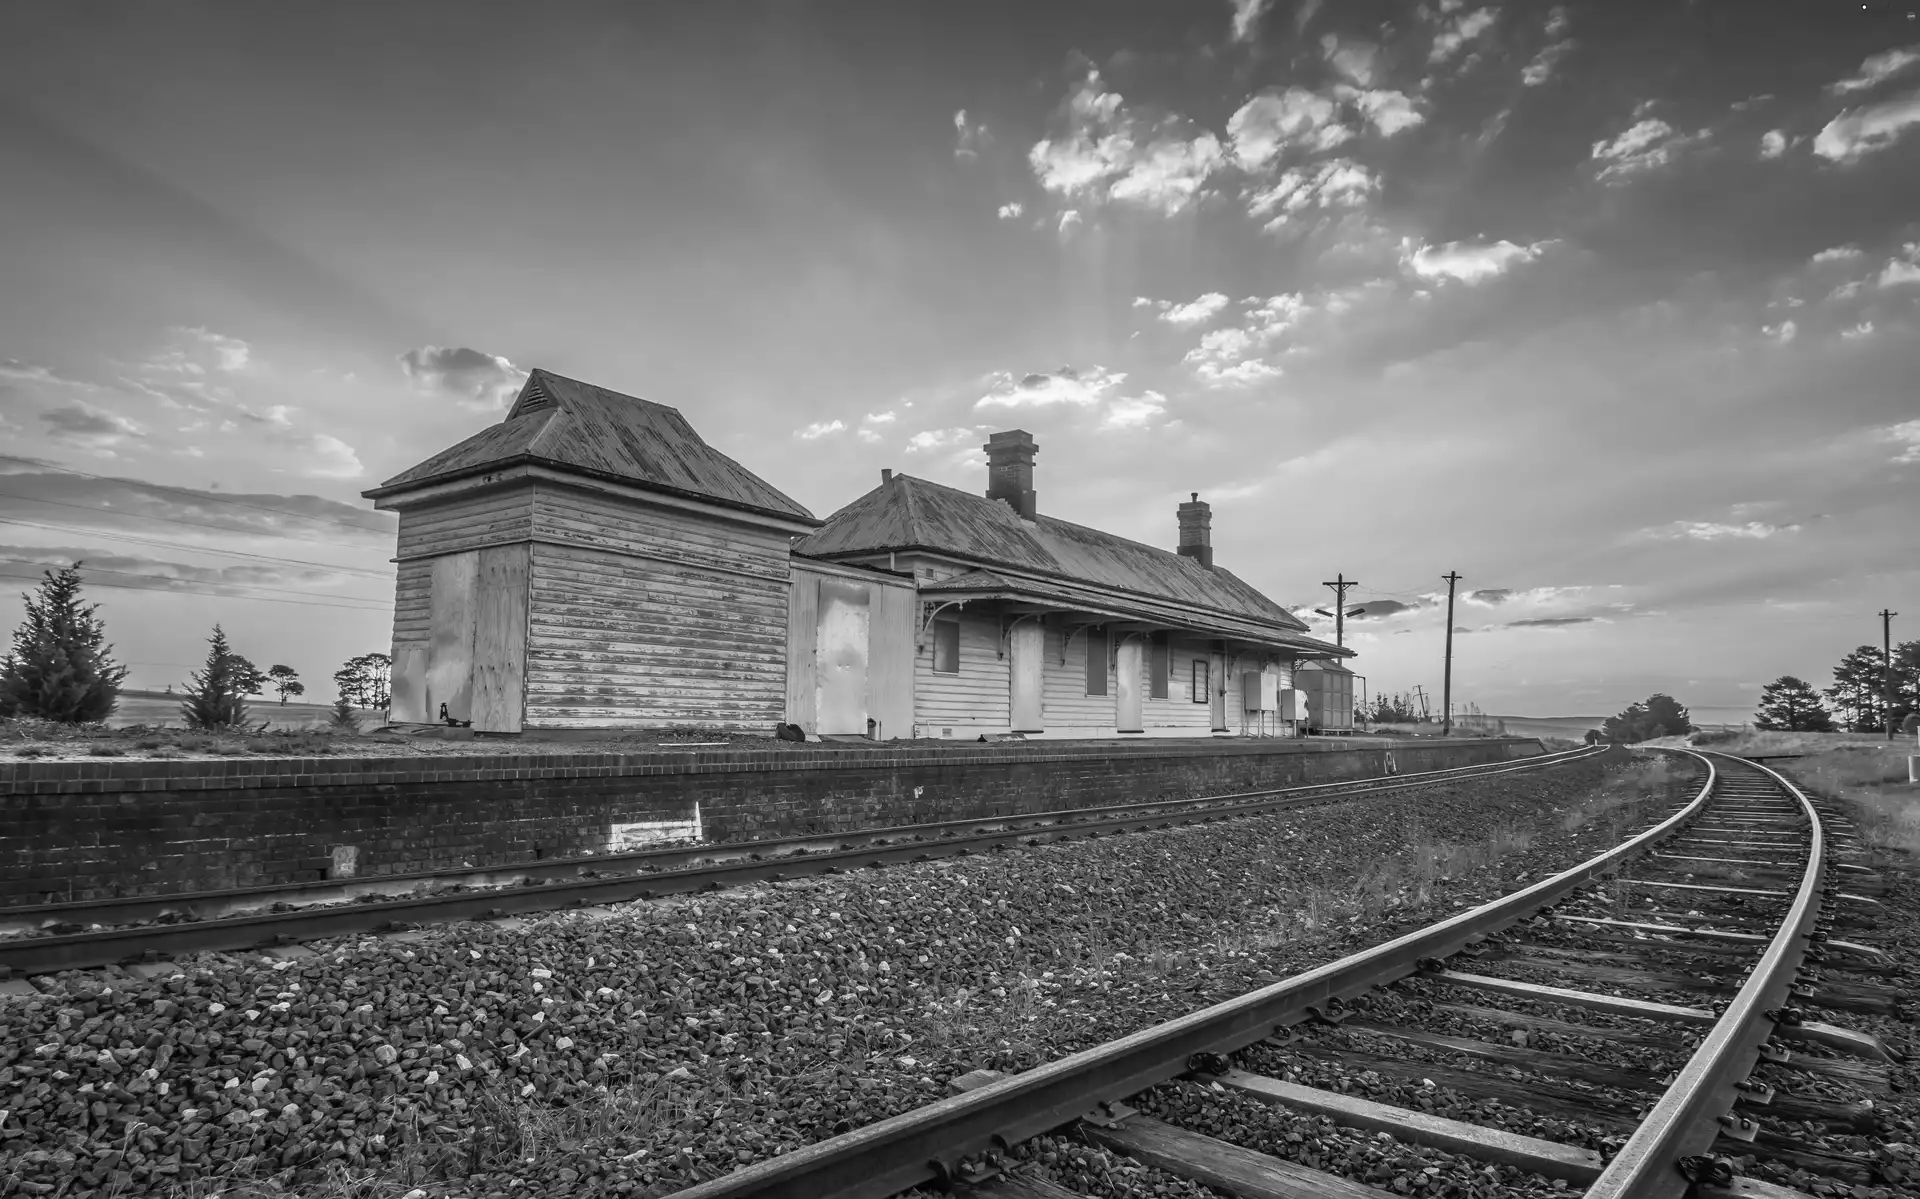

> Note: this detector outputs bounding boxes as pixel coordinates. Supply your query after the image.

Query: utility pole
[1441,571,1462,737]
[1883,609,1898,741]
[1321,572,1360,649]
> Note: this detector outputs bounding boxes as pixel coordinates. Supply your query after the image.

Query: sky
[0,0,1916,717]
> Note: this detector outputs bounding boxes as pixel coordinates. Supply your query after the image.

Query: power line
[0,515,394,580]
[0,567,391,612]
[0,487,390,553]
[0,454,392,535]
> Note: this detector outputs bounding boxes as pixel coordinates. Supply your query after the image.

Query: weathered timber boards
[1085,1115,1388,1199]
[395,488,536,559]
[471,543,530,733]
[1339,1020,1661,1092]
[531,484,791,579]
[1417,969,1718,1023]
[1427,1002,1694,1050]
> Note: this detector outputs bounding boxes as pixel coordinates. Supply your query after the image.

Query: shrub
[86,744,126,757]
[328,696,360,733]
[180,626,254,731]
[0,564,128,723]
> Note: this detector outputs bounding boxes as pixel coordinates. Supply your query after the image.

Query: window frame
[931,618,961,675]
[1085,626,1108,697]
[1149,633,1170,700]
[1190,658,1209,704]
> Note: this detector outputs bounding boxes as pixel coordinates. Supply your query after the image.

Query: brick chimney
[1177,492,1213,568]
[984,430,1038,520]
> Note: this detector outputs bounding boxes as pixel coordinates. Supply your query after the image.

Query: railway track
[0,742,1597,978]
[663,749,1902,1199]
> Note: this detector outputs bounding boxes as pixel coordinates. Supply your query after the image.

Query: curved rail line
[663,748,1898,1199]
[0,743,1598,977]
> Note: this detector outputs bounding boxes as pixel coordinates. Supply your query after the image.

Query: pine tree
[0,563,127,722]
[1754,676,1834,731]
[1825,645,1889,732]
[180,625,252,731]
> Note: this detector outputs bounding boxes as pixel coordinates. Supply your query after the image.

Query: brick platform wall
[0,737,1541,907]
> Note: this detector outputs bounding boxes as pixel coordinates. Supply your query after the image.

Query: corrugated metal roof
[794,473,1332,646]
[364,369,818,524]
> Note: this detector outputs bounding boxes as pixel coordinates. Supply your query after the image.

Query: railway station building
[366,369,1354,740]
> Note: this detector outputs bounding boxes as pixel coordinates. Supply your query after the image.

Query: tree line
[0,564,391,732]
[1752,640,1920,733]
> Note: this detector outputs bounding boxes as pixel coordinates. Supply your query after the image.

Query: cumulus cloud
[1811,244,1862,263]
[1591,118,1697,181]
[1320,35,1378,87]
[1640,520,1801,541]
[1878,242,1920,287]
[303,433,364,479]
[1228,0,1273,43]
[1522,9,1574,86]
[1401,238,1544,283]
[39,401,144,455]
[1881,419,1920,463]
[1759,129,1788,159]
[1101,391,1167,429]
[904,427,981,454]
[997,201,1024,220]
[1762,319,1797,345]
[1246,160,1379,229]
[954,109,989,160]
[1507,616,1596,628]
[1028,72,1224,216]
[0,359,93,389]
[1333,84,1425,136]
[1829,45,1920,95]
[1058,209,1083,234]
[1841,320,1876,341]
[795,420,845,440]
[1139,292,1231,326]
[975,366,1126,411]
[1429,6,1496,67]
[178,327,250,373]
[397,345,529,411]
[1227,89,1350,171]
[1184,329,1283,387]
[1813,90,1920,162]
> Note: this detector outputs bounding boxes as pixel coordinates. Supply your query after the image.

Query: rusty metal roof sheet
[794,473,1329,646]
[364,369,818,524]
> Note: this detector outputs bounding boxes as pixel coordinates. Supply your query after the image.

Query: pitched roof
[363,369,818,524]
[795,473,1341,650]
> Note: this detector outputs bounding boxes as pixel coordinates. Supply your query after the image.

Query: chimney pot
[1177,493,1213,569]
[881,468,893,483]
[983,430,1038,520]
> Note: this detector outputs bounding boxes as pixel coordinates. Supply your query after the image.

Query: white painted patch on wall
[607,803,703,852]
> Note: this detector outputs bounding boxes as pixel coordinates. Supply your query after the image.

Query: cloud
[1813,90,1920,162]
[178,327,250,372]
[1028,72,1224,216]
[1429,7,1496,67]
[795,420,846,441]
[1246,160,1380,229]
[1184,329,1283,386]
[1333,85,1425,137]
[0,359,94,389]
[1759,129,1788,159]
[954,109,989,161]
[1810,244,1862,263]
[1400,238,1545,283]
[1320,36,1378,87]
[904,427,980,454]
[1140,292,1231,326]
[1639,520,1802,541]
[1880,419,1920,464]
[996,201,1024,220]
[397,345,528,411]
[1507,616,1596,627]
[1228,0,1273,43]
[1522,9,1574,86]
[1058,209,1082,234]
[975,366,1125,411]
[862,411,897,426]
[1590,118,1697,181]
[1878,242,1920,287]
[39,401,144,455]
[1227,89,1349,172]
[1829,45,1920,95]
[0,462,392,538]
[303,434,364,479]
[1102,391,1167,429]
[1841,320,1876,341]
[1762,319,1797,345]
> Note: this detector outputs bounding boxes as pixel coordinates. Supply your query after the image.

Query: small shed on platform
[362,370,819,733]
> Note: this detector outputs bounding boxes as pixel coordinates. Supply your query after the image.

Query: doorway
[1009,619,1044,731]
[815,578,870,734]
[1116,637,1143,732]
[1209,650,1227,731]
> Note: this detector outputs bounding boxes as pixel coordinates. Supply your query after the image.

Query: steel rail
[0,744,1601,976]
[662,748,1717,1199]
[0,741,1581,934]
[1582,751,1825,1199]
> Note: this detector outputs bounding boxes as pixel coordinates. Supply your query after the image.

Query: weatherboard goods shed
[363,369,820,733]
[786,431,1354,739]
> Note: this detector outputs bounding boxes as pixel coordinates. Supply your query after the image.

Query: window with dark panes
[1191,659,1209,703]
[1085,626,1108,696]
[1150,633,1169,699]
[932,619,960,674]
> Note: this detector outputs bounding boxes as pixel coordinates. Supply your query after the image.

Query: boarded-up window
[1149,634,1169,700]
[1191,659,1209,704]
[1086,626,1108,696]
[932,619,960,674]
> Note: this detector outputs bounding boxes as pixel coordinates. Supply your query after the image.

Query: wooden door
[1116,638,1143,733]
[1209,651,1227,730]
[1009,620,1044,732]
[814,578,870,734]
